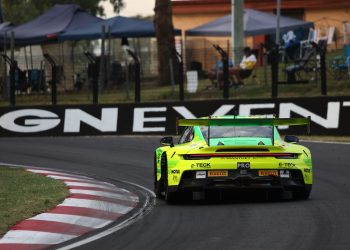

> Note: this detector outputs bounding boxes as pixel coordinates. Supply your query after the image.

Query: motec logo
[0,108,118,133]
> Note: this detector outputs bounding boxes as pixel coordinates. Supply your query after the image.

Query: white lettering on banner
[133,107,167,132]
[211,105,235,116]
[172,106,196,119]
[64,108,118,132]
[173,105,235,118]
[343,102,350,107]
[239,104,275,117]
[0,109,60,133]
[279,102,340,129]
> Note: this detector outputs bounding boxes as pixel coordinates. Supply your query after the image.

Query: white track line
[0,230,76,244]
[29,214,113,229]
[301,140,350,145]
[58,198,133,214]
[63,181,117,190]
[69,189,139,202]
[47,175,92,181]
[27,169,93,180]
[47,175,116,187]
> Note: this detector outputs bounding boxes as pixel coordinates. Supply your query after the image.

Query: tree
[109,0,124,14]
[1,0,111,25]
[154,0,176,85]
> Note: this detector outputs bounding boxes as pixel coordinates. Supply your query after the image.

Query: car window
[200,126,273,139]
[178,127,194,144]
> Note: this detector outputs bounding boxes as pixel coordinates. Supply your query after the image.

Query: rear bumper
[169,169,308,192]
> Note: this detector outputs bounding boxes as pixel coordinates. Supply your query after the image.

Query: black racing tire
[164,173,177,203]
[162,153,178,203]
[293,184,312,200]
[154,153,163,198]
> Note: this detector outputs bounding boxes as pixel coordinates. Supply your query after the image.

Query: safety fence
[0,38,349,106]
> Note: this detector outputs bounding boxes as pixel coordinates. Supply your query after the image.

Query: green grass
[0,167,68,236]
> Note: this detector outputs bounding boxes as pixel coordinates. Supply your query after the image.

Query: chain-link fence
[0,36,348,106]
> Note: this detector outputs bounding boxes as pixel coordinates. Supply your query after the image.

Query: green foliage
[109,0,124,14]
[1,0,125,25]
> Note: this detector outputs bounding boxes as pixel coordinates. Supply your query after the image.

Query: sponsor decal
[279,162,296,168]
[280,170,290,178]
[258,170,279,177]
[191,163,211,168]
[208,170,228,177]
[304,168,311,173]
[196,171,206,179]
[0,97,349,136]
[237,162,250,169]
[171,169,180,174]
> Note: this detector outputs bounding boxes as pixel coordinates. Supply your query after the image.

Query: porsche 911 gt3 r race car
[154,116,313,202]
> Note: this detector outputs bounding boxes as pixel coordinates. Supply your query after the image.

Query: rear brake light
[184,153,297,159]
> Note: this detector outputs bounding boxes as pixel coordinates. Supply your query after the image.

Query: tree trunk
[154,0,176,85]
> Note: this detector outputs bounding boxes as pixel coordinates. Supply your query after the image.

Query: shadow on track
[161,189,307,206]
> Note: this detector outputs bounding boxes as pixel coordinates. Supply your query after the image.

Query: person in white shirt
[230,47,257,85]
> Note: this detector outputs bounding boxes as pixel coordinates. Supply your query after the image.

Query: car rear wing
[177,117,311,146]
[178,117,310,128]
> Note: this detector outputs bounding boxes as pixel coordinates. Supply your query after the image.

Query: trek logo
[191,163,211,168]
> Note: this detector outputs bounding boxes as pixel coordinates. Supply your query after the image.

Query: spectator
[229,46,257,85]
[208,47,257,88]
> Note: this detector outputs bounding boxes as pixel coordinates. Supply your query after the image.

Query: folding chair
[283,45,317,84]
[331,44,350,80]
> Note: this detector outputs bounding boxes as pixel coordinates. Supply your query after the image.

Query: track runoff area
[0,165,155,250]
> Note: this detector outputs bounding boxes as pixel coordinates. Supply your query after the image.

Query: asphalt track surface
[0,137,349,250]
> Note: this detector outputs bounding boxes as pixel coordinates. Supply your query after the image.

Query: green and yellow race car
[154,116,313,202]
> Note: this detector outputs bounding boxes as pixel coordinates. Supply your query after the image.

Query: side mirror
[160,136,174,147]
[284,135,299,144]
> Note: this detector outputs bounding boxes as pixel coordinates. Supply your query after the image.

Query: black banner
[0,96,349,137]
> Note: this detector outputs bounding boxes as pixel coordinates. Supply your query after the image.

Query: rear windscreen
[200,126,273,139]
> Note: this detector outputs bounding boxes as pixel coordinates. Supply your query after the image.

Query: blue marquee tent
[59,16,181,41]
[0,22,15,34]
[186,9,313,37]
[1,4,101,45]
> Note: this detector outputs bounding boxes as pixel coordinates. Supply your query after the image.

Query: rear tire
[164,174,178,203]
[154,153,163,198]
[293,185,312,200]
[162,154,178,203]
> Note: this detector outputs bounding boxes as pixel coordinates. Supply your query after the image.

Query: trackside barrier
[0,96,349,137]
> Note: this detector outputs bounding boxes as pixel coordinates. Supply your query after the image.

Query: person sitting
[208,47,257,88]
[229,47,257,86]
[207,59,234,88]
